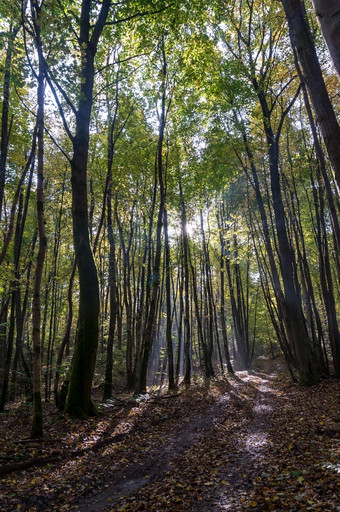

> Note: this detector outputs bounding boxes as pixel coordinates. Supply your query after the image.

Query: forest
[0,0,339,510]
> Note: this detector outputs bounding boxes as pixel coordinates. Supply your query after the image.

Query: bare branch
[45,66,77,117]
[105,3,174,26]
[95,52,151,75]
[45,74,75,143]
[44,126,71,163]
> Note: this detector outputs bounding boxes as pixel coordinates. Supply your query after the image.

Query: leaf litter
[0,362,339,511]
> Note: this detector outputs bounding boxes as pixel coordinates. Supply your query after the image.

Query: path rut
[77,371,277,511]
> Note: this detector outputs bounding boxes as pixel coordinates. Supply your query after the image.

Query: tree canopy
[0,0,339,432]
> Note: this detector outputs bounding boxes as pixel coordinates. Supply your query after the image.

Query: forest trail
[79,371,276,511]
[0,366,339,511]
[76,368,339,512]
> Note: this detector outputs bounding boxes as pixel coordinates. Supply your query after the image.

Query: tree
[281,0,340,195]
[0,7,21,220]
[30,0,47,437]
[311,0,340,78]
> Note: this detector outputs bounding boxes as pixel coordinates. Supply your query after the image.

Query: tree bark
[180,183,191,387]
[54,260,76,409]
[311,0,340,78]
[137,41,168,394]
[282,0,340,194]
[216,211,233,373]
[64,0,111,418]
[31,0,46,437]
[0,24,20,220]
[164,206,175,390]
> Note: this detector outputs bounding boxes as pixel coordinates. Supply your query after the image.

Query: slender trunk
[175,259,184,384]
[31,7,46,436]
[190,251,207,376]
[54,260,76,409]
[45,179,65,401]
[282,0,340,193]
[11,154,35,397]
[180,183,191,387]
[0,291,16,412]
[137,43,167,393]
[0,132,36,268]
[164,207,175,390]
[311,0,340,78]
[115,203,135,388]
[0,300,9,390]
[103,108,119,400]
[216,211,233,373]
[10,194,24,400]
[265,135,318,383]
[311,172,340,376]
[0,25,20,220]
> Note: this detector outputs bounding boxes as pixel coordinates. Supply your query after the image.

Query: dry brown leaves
[0,368,339,512]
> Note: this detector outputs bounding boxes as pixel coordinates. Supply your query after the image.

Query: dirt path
[78,393,223,511]
[1,368,339,511]
[76,370,339,511]
[76,371,292,511]
[196,372,278,511]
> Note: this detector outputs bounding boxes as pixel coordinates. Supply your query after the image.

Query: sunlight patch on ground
[253,402,273,414]
[217,393,232,404]
[235,371,250,378]
[244,432,269,452]
[323,462,340,474]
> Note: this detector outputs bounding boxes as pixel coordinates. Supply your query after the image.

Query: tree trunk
[216,211,233,373]
[199,209,215,378]
[103,105,119,400]
[31,4,46,436]
[180,183,191,387]
[311,0,340,78]
[137,43,168,394]
[54,260,76,409]
[164,207,175,390]
[175,260,184,384]
[0,24,20,220]
[0,290,16,412]
[64,0,111,418]
[282,0,340,194]
[0,300,9,391]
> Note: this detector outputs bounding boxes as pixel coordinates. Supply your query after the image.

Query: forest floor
[0,361,339,511]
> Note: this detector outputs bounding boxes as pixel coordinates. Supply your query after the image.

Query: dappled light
[1,368,339,510]
[0,0,340,509]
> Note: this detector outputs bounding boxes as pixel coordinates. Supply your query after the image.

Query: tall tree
[0,19,20,220]
[42,0,111,417]
[137,38,169,394]
[281,0,340,194]
[30,0,47,437]
[311,0,340,78]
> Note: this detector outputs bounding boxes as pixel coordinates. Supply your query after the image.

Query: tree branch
[105,3,174,26]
